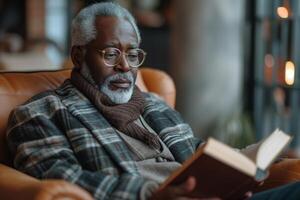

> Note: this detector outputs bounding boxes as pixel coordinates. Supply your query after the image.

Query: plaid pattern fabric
[6,80,202,200]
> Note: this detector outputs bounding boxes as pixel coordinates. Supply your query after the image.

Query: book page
[204,138,257,177]
[256,129,292,170]
[240,141,262,162]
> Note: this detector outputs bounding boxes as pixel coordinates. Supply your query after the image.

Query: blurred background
[0,0,299,155]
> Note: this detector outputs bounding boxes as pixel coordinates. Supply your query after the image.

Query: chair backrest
[0,67,175,165]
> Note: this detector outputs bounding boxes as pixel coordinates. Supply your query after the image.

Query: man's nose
[114,54,130,72]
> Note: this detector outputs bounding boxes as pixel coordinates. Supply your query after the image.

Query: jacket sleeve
[6,107,150,200]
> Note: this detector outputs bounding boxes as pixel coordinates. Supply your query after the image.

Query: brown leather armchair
[0,67,175,200]
[0,67,300,199]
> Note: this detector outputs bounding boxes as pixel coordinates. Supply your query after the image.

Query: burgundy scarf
[70,69,161,150]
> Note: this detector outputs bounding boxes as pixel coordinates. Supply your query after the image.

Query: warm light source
[285,61,295,85]
[277,6,289,18]
[264,54,274,68]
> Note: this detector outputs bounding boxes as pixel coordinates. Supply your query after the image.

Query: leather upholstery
[256,159,300,192]
[0,70,71,165]
[138,68,176,107]
[0,163,93,200]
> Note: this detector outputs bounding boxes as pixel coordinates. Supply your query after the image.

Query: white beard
[79,62,134,104]
[100,72,135,104]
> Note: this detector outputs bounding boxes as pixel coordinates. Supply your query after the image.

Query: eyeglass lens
[103,48,145,67]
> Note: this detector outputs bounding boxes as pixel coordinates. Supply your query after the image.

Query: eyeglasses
[97,47,147,68]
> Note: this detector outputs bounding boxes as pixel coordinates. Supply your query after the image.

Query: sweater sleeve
[6,107,148,200]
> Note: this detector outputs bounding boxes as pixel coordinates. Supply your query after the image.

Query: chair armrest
[0,164,93,200]
[255,159,300,192]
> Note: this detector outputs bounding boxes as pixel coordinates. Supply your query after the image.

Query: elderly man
[6,2,300,200]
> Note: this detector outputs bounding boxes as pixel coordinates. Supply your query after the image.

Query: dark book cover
[160,153,261,200]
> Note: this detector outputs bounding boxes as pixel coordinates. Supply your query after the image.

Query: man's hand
[34,180,94,200]
[150,176,221,200]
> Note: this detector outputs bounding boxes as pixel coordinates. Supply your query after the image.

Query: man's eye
[105,53,118,59]
[128,54,138,58]
[127,54,138,61]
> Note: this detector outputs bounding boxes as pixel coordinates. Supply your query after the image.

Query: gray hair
[71,2,141,46]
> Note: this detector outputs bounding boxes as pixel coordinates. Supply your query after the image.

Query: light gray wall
[171,0,245,139]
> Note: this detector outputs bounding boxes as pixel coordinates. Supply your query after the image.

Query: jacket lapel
[142,94,196,163]
[57,81,139,174]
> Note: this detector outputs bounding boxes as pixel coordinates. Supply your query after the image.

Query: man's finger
[171,176,197,196]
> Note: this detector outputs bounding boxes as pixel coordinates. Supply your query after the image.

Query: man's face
[81,16,139,104]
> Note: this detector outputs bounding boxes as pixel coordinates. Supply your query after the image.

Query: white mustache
[103,72,134,84]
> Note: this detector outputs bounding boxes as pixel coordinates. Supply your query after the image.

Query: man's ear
[71,46,84,67]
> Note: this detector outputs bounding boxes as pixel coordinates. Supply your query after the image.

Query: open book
[158,129,292,199]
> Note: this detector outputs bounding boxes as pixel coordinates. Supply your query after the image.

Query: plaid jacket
[6,80,202,200]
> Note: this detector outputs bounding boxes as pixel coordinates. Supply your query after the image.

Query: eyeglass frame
[96,47,147,68]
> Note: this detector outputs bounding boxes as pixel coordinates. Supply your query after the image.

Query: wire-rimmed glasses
[97,47,147,68]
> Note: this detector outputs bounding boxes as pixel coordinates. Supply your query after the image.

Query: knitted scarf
[71,69,161,150]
